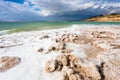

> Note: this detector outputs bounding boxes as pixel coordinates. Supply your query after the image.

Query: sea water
[0,22,120,35]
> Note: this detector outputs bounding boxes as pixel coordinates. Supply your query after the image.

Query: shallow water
[0,22,120,34]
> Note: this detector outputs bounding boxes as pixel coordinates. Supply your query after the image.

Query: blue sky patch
[4,0,24,4]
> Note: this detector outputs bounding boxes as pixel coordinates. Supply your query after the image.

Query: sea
[0,22,120,35]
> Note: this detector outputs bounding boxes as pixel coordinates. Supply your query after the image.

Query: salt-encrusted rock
[47,42,65,53]
[61,66,81,80]
[84,45,105,58]
[0,56,20,72]
[45,59,57,72]
[40,34,49,39]
[61,49,73,53]
[73,36,93,44]
[103,59,120,80]
[37,47,44,52]
[56,42,65,50]
[97,31,116,39]
[62,66,74,75]
[80,63,101,79]
[110,42,120,49]
[48,46,56,52]
[45,53,101,80]
[56,55,68,66]
[45,59,63,72]
[90,31,116,39]
[59,71,69,80]
[56,33,93,44]
[69,74,81,80]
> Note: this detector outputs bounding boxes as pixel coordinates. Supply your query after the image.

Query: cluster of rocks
[55,33,93,44]
[44,28,120,80]
[56,30,116,44]
[45,54,101,80]
[0,56,20,72]
[47,42,73,54]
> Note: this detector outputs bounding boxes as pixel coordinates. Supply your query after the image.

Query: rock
[0,56,20,72]
[45,59,57,72]
[81,63,101,79]
[91,31,116,40]
[37,47,44,52]
[40,35,49,39]
[56,42,65,50]
[45,59,63,72]
[61,49,73,53]
[69,74,81,80]
[73,36,93,44]
[103,59,120,80]
[111,43,120,49]
[67,68,74,75]
[84,45,105,58]
[48,46,56,52]
[45,54,101,80]
[56,55,68,66]
[59,71,69,80]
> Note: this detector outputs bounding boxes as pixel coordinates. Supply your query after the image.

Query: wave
[0,30,10,36]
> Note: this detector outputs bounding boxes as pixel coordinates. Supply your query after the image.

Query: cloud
[0,1,46,21]
[27,0,120,16]
[0,0,120,21]
[27,0,96,16]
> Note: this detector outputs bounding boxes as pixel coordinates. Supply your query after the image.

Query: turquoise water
[0,22,120,33]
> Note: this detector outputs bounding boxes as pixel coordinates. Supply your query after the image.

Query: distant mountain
[85,13,120,22]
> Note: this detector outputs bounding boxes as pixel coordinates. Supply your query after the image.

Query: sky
[0,0,120,22]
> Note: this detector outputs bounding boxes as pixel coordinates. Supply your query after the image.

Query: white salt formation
[0,26,120,80]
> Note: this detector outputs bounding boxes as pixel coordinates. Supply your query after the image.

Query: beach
[0,25,120,80]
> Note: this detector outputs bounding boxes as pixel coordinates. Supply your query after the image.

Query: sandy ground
[0,26,120,80]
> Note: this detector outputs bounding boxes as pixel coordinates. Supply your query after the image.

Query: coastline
[0,26,120,80]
